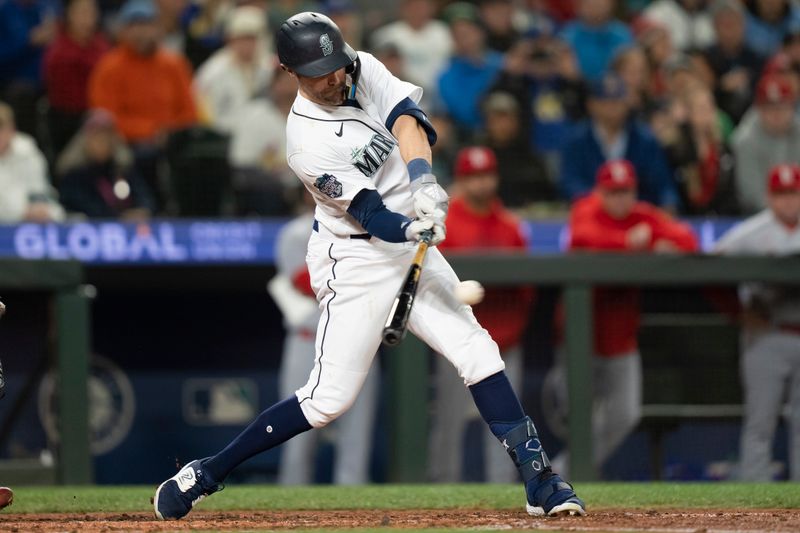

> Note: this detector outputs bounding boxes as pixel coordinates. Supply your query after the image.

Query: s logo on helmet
[319,33,333,56]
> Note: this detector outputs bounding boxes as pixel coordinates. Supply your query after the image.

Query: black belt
[312,219,371,240]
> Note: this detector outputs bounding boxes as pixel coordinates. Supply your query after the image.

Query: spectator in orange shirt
[550,159,698,477]
[88,0,196,209]
[429,146,534,483]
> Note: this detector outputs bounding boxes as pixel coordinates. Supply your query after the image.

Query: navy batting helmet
[276,12,357,77]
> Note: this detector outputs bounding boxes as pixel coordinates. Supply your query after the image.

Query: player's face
[600,188,636,219]
[296,68,347,106]
[768,190,800,225]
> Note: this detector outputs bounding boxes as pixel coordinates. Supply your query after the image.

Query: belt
[312,219,371,240]
[777,324,800,335]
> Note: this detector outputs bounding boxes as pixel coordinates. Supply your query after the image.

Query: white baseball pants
[296,231,505,428]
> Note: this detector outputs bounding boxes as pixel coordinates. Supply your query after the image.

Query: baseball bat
[382,233,432,346]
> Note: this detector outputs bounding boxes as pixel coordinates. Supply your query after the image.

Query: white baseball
[454,280,485,305]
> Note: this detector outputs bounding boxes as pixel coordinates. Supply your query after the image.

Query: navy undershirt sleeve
[385,97,438,147]
[347,189,411,243]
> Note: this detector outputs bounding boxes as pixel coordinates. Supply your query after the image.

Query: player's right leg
[153,396,313,520]
[154,234,407,519]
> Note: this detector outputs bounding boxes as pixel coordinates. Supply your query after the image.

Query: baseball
[454,280,485,305]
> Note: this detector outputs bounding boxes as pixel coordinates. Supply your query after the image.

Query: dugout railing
[0,259,91,484]
[390,254,800,482]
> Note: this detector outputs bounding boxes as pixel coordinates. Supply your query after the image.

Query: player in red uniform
[430,146,533,482]
[550,159,698,477]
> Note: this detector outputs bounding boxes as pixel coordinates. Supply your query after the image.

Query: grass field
[5,482,800,513]
[2,483,799,532]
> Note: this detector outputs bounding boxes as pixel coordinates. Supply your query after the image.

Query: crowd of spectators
[2,0,800,221]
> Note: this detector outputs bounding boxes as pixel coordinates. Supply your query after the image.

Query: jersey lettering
[351,133,397,177]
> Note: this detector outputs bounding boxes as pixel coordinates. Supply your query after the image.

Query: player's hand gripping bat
[382,232,432,346]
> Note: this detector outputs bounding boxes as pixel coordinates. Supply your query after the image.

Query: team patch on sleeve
[314,174,343,198]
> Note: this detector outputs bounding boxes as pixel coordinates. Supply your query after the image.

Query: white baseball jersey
[286,51,421,237]
[714,210,800,324]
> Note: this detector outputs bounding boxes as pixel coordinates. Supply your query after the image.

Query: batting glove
[410,174,449,224]
[404,218,445,246]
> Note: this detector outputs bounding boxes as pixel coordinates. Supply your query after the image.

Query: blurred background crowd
[3,0,800,222]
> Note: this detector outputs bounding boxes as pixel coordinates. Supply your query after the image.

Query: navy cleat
[153,458,222,520]
[525,469,586,517]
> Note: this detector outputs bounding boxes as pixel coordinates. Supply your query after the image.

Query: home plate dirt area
[1,508,798,532]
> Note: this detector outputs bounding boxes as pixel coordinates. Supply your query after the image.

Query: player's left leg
[408,249,585,516]
[484,346,523,483]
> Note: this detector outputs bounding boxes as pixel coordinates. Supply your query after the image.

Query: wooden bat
[381,233,431,346]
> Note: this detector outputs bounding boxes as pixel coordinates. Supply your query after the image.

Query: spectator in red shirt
[43,0,109,156]
[429,146,534,483]
[550,159,698,477]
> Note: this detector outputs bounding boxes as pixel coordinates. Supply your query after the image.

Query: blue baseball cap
[118,0,157,25]
[588,73,628,100]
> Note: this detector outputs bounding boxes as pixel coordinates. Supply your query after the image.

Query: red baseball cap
[596,160,637,190]
[756,74,796,105]
[768,163,800,193]
[454,146,498,179]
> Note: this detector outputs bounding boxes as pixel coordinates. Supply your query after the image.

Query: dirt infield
[0,508,798,532]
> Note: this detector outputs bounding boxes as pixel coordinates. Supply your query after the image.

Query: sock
[469,371,525,428]
[203,396,312,481]
[469,371,551,483]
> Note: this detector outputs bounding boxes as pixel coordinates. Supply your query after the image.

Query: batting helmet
[276,12,357,78]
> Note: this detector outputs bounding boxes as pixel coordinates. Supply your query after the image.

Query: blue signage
[0,221,284,265]
[0,218,742,265]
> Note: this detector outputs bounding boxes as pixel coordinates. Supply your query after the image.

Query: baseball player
[550,160,698,477]
[154,12,584,519]
[271,206,379,485]
[714,163,800,481]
